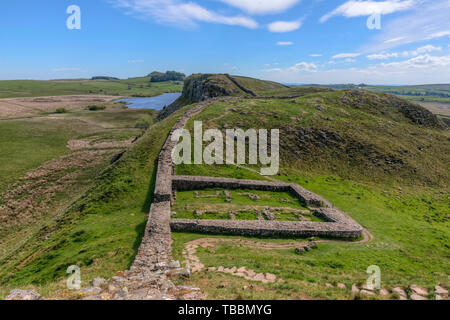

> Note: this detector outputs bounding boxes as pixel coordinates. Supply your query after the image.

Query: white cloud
[310,54,322,57]
[367,44,441,60]
[112,0,258,29]
[263,68,283,72]
[128,59,144,63]
[427,30,450,40]
[367,52,399,60]
[277,41,294,46]
[332,53,360,59]
[320,0,415,23]
[268,20,302,33]
[362,0,450,52]
[384,37,405,44]
[263,61,317,73]
[220,0,301,15]
[260,54,450,85]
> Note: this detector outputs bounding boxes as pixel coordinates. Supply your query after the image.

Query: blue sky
[1,0,449,84]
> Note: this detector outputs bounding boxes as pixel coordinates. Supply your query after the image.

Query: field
[0,77,183,99]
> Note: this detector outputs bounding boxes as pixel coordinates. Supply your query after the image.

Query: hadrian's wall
[132,98,231,272]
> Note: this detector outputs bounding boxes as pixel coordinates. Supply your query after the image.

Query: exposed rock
[113,287,129,300]
[410,293,428,300]
[434,285,448,295]
[5,289,42,300]
[351,284,360,294]
[307,241,318,249]
[392,287,407,300]
[168,260,181,269]
[379,288,390,296]
[76,286,103,296]
[410,285,428,296]
[91,278,107,288]
[360,290,375,296]
[295,247,306,254]
[337,283,346,289]
[362,284,375,291]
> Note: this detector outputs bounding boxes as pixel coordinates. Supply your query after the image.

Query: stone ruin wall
[171,176,363,239]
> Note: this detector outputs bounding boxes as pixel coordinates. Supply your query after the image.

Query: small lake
[116,92,181,110]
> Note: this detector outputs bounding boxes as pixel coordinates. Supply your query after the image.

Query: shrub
[134,116,152,130]
[86,105,106,111]
[55,108,67,114]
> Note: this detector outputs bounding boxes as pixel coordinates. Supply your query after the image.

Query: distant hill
[149,71,185,83]
[293,83,450,104]
[90,76,120,81]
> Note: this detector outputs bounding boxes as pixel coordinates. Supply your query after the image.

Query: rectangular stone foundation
[170,219,362,239]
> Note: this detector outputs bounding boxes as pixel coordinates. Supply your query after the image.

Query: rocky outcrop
[158,74,242,119]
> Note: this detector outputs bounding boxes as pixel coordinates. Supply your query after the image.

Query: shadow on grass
[127,156,160,269]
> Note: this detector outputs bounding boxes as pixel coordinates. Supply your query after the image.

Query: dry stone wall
[172,175,331,208]
[134,98,232,272]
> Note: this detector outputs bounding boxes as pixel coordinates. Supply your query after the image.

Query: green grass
[0,77,182,99]
[173,188,312,221]
[0,120,75,193]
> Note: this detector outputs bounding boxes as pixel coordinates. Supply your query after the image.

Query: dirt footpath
[0,95,121,118]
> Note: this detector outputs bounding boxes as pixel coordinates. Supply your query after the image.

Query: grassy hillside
[231,76,287,95]
[0,102,197,298]
[173,88,449,299]
[0,77,183,99]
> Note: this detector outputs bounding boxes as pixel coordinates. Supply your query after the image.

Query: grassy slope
[0,108,154,193]
[0,77,183,99]
[0,120,74,193]
[231,76,287,95]
[173,89,449,299]
[0,103,196,298]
